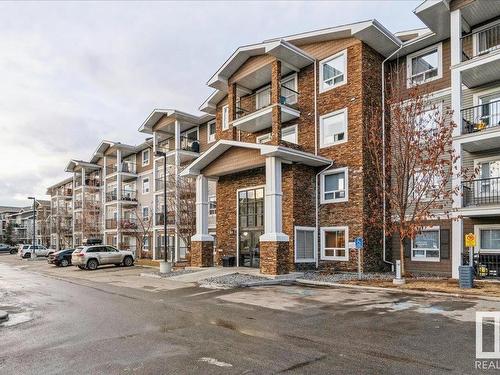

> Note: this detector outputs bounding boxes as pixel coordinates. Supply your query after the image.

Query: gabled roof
[138,108,213,134]
[65,159,101,173]
[46,177,74,194]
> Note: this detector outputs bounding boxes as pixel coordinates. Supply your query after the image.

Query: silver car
[71,245,135,270]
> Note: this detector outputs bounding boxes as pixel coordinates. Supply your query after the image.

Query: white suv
[19,245,52,258]
[72,245,135,270]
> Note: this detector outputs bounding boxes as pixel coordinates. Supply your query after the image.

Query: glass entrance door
[238,187,264,268]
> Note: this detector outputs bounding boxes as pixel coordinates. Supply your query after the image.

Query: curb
[0,310,9,322]
[295,279,500,302]
[242,279,296,287]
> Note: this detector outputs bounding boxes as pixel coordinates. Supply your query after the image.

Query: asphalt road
[0,253,498,374]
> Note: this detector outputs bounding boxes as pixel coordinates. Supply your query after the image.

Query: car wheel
[60,259,69,267]
[123,256,134,267]
[24,253,31,259]
[87,259,98,270]
[10,249,16,254]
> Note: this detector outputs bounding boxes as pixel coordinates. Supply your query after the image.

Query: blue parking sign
[355,237,363,249]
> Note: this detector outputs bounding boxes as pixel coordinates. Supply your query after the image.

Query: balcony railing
[462,23,500,62]
[461,100,500,134]
[105,218,117,229]
[105,191,117,202]
[75,178,100,188]
[119,218,138,231]
[74,200,83,209]
[121,189,137,202]
[155,212,175,226]
[106,162,137,175]
[155,178,164,191]
[462,177,500,207]
[157,136,200,154]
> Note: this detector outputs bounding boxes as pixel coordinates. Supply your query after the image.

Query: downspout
[315,161,333,269]
[381,44,403,269]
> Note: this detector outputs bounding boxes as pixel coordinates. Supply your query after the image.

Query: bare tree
[123,203,154,259]
[364,65,472,276]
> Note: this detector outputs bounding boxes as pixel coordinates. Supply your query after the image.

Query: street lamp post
[155,151,171,273]
[28,196,36,259]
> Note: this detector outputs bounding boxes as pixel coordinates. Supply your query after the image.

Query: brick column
[260,156,289,275]
[270,59,282,145]
[226,82,237,141]
[191,174,214,267]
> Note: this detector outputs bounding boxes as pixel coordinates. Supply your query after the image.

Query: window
[320,109,347,147]
[413,171,442,200]
[321,227,348,261]
[142,206,149,220]
[142,149,150,166]
[475,21,500,56]
[295,227,316,263]
[320,50,347,92]
[256,86,271,109]
[281,75,298,105]
[478,91,500,127]
[407,43,442,86]
[143,237,149,251]
[281,125,298,144]
[321,168,348,204]
[222,105,229,130]
[411,228,440,261]
[112,236,117,246]
[209,196,216,216]
[142,178,150,194]
[476,225,500,253]
[256,133,271,144]
[414,105,441,134]
[207,120,216,143]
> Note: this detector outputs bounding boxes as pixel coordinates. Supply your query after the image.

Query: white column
[102,156,107,243]
[72,173,76,246]
[174,120,181,261]
[260,156,288,242]
[191,174,213,242]
[116,150,122,246]
[452,218,463,279]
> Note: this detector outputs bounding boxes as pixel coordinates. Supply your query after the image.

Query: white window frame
[320,226,349,261]
[281,124,298,144]
[256,133,271,144]
[142,149,150,167]
[320,167,348,204]
[281,74,298,105]
[222,105,229,130]
[319,49,347,93]
[208,195,216,216]
[142,206,149,220]
[142,178,150,194]
[320,108,348,148]
[475,224,500,254]
[207,120,216,144]
[143,236,149,251]
[472,19,500,57]
[255,85,271,110]
[406,43,443,88]
[294,226,317,263]
[411,226,440,262]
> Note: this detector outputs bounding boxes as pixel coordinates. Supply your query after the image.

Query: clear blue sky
[0,0,423,205]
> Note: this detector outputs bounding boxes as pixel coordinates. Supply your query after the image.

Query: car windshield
[22,245,29,249]
[73,247,84,253]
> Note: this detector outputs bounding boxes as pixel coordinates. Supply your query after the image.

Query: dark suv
[48,249,74,267]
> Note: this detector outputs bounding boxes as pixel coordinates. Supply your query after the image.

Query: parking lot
[0,253,498,374]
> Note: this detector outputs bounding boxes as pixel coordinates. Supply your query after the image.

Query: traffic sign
[355,237,363,249]
[465,233,476,248]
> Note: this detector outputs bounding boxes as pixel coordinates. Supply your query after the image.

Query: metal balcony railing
[107,163,118,175]
[105,191,117,202]
[462,177,500,206]
[461,100,500,134]
[119,218,138,231]
[155,178,165,191]
[121,189,137,202]
[461,23,500,62]
[74,200,83,209]
[155,212,175,226]
[121,161,136,174]
[105,218,117,229]
[157,136,200,154]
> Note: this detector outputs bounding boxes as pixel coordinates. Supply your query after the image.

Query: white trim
[142,149,150,167]
[281,73,298,105]
[142,177,150,194]
[294,226,317,263]
[320,226,349,261]
[255,85,271,110]
[472,86,500,106]
[208,195,216,216]
[142,206,149,220]
[319,108,348,148]
[319,49,347,93]
[222,105,229,130]
[207,120,216,144]
[320,167,348,204]
[475,224,500,254]
[472,19,500,58]
[281,124,298,144]
[411,226,441,262]
[256,133,271,144]
[406,42,443,88]
[181,126,200,143]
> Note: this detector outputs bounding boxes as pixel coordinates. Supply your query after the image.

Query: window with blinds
[295,227,316,262]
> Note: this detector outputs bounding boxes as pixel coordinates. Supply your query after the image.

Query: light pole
[28,196,36,259]
[155,150,171,273]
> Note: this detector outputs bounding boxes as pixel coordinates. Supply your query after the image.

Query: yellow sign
[465,233,476,248]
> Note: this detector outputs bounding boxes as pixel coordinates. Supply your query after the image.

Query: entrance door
[238,187,264,268]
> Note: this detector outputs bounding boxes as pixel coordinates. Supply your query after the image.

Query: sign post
[465,233,476,266]
[355,237,363,280]
[459,233,476,288]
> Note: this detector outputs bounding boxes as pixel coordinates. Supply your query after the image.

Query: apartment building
[6,201,50,245]
[46,178,73,250]
[0,206,23,243]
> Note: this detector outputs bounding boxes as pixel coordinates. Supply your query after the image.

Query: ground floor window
[320,226,348,261]
[477,225,500,253]
[295,226,316,262]
[411,227,440,261]
[143,237,149,251]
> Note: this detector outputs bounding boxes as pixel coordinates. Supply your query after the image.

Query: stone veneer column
[191,174,214,267]
[227,82,237,140]
[270,59,282,145]
[260,156,289,275]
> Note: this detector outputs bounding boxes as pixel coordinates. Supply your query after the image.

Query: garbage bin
[228,256,236,267]
[459,265,474,288]
[222,256,231,267]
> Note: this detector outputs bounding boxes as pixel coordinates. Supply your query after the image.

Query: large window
[142,178,150,194]
[295,227,316,263]
[321,168,348,204]
[281,125,298,144]
[209,196,216,216]
[281,75,298,105]
[207,120,216,143]
[321,226,348,261]
[256,133,271,144]
[413,171,442,200]
[320,109,347,148]
[238,187,264,229]
[142,149,150,166]
[222,105,229,130]
[142,206,149,220]
[411,228,440,261]
[256,87,271,109]
[320,50,347,92]
[477,225,500,253]
[407,43,442,86]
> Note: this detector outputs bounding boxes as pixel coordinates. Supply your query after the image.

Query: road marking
[199,357,232,367]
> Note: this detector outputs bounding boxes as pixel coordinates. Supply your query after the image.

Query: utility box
[459,266,474,288]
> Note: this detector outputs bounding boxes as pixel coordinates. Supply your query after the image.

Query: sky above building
[0,0,422,206]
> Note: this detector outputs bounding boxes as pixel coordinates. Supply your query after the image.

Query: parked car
[18,244,52,258]
[48,249,74,267]
[0,243,16,254]
[71,245,135,270]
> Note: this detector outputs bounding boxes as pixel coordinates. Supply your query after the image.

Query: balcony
[462,177,500,207]
[460,100,500,151]
[75,178,100,188]
[121,189,137,203]
[155,212,175,226]
[119,218,138,231]
[459,23,500,88]
[232,84,300,133]
[105,191,117,202]
[105,218,117,230]
[156,136,201,164]
[74,200,83,209]
[106,161,137,177]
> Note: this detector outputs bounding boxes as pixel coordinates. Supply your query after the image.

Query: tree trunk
[399,237,405,277]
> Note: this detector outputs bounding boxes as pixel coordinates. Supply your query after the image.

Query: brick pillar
[226,82,238,141]
[191,174,214,267]
[270,59,282,145]
[190,240,214,267]
[260,241,289,275]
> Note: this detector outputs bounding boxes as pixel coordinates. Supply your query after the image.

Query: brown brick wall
[260,241,289,275]
[191,240,214,267]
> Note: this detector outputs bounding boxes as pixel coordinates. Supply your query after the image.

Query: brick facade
[260,241,289,275]
[190,240,214,267]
